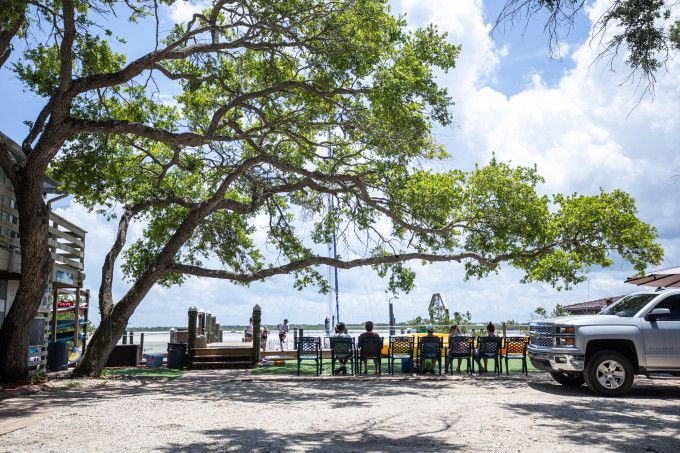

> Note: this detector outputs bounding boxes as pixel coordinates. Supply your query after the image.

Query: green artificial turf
[102,367,186,378]
[251,358,540,376]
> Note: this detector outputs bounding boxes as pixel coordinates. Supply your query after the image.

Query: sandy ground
[1,371,679,452]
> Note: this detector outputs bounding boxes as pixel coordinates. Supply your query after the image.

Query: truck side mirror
[645,308,671,322]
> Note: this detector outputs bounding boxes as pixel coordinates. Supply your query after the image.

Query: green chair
[297,336,322,375]
[417,336,443,375]
[388,336,414,374]
[330,336,355,375]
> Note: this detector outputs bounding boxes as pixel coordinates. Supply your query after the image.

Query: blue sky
[2,0,679,327]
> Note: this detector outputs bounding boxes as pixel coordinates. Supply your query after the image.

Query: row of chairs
[296,335,529,376]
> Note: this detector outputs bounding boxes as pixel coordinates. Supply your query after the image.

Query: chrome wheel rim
[596,360,625,389]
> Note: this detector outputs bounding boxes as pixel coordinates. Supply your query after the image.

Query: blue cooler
[401,357,413,373]
[145,354,164,368]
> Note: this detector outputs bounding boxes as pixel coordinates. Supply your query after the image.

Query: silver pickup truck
[529,289,680,396]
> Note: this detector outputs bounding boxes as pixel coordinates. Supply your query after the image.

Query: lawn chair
[475,336,502,374]
[330,336,355,375]
[388,336,414,374]
[417,336,443,375]
[297,336,322,376]
[447,336,474,374]
[502,336,529,375]
[358,336,382,375]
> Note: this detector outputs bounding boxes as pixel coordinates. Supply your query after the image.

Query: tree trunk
[74,270,163,377]
[74,186,224,377]
[73,302,130,377]
[0,175,52,383]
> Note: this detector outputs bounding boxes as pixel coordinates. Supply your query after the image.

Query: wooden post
[74,288,80,346]
[140,332,145,355]
[122,330,127,344]
[51,288,58,343]
[206,313,213,343]
[82,290,90,351]
[252,305,261,364]
[215,323,221,342]
[129,331,134,344]
[198,310,205,335]
[187,306,197,367]
[502,322,507,340]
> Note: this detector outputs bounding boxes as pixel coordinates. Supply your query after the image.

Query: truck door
[641,294,680,370]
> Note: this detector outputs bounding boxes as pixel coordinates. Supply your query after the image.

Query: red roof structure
[564,296,623,315]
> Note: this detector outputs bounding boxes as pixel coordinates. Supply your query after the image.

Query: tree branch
[59,0,75,91]
[99,202,155,317]
[69,118,234,147]
[0,1,26,68]
[168,252,495,283]
[0,133,19,187]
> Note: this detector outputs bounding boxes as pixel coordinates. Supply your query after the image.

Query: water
[119,328,528,354]
[120,329,397,354]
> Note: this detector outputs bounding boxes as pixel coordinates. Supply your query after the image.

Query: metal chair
[502,336,529,375]
[388,336,414,374]
[475,336,502,374]
[358,335,382,375]
[447,336,474,374]
[330,336,355,375]
[297,336,322,375]
[417,336,443,375]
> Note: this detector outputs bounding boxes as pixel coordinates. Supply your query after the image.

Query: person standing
[261,326,270,352]
[278,319,289,351]
[245,318,254,342]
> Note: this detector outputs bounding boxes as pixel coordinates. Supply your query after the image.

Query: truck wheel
[584,351,634,397]
[550,372,585,387]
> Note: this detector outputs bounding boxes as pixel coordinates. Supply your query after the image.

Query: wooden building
[0,132,87,374]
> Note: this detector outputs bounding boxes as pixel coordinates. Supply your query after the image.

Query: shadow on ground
[2,371,680,452]
[158,426,464,452]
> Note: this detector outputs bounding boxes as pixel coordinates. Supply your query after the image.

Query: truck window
[599,293,657,317]
[653,294,680,321]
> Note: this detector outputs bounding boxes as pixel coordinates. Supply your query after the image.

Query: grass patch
[102,367,186,379]
[252,358,540,376]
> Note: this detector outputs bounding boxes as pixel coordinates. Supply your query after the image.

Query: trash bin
[167,343,187,369]
[145,354,164,368]
[47,341,69,371]
[401,357,413,373]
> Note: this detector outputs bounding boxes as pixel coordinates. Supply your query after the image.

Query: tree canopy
[0,0,665,378]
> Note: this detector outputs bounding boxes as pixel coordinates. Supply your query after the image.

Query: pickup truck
[528,289,680,396]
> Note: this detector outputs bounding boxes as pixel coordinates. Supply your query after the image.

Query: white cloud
[166,0,211,23]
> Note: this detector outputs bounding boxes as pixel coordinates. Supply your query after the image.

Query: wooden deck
[193,343,254,369]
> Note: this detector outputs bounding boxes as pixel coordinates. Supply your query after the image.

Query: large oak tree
[0,0,664,380]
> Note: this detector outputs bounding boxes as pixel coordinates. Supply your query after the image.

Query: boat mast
[327,129,340,328]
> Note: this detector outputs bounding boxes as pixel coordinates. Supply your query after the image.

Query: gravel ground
[1,371,680,452]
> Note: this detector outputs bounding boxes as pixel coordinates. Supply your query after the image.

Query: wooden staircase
[192,346,254,369]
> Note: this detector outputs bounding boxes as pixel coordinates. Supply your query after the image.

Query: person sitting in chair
[475,322,497,373]
[357,321,380,374]
[446,324,464,373]
[422,324,437,373]
[332,322,351,374]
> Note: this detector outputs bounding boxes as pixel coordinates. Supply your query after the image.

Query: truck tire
[550,371,585,387]
[584,350,634,397]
